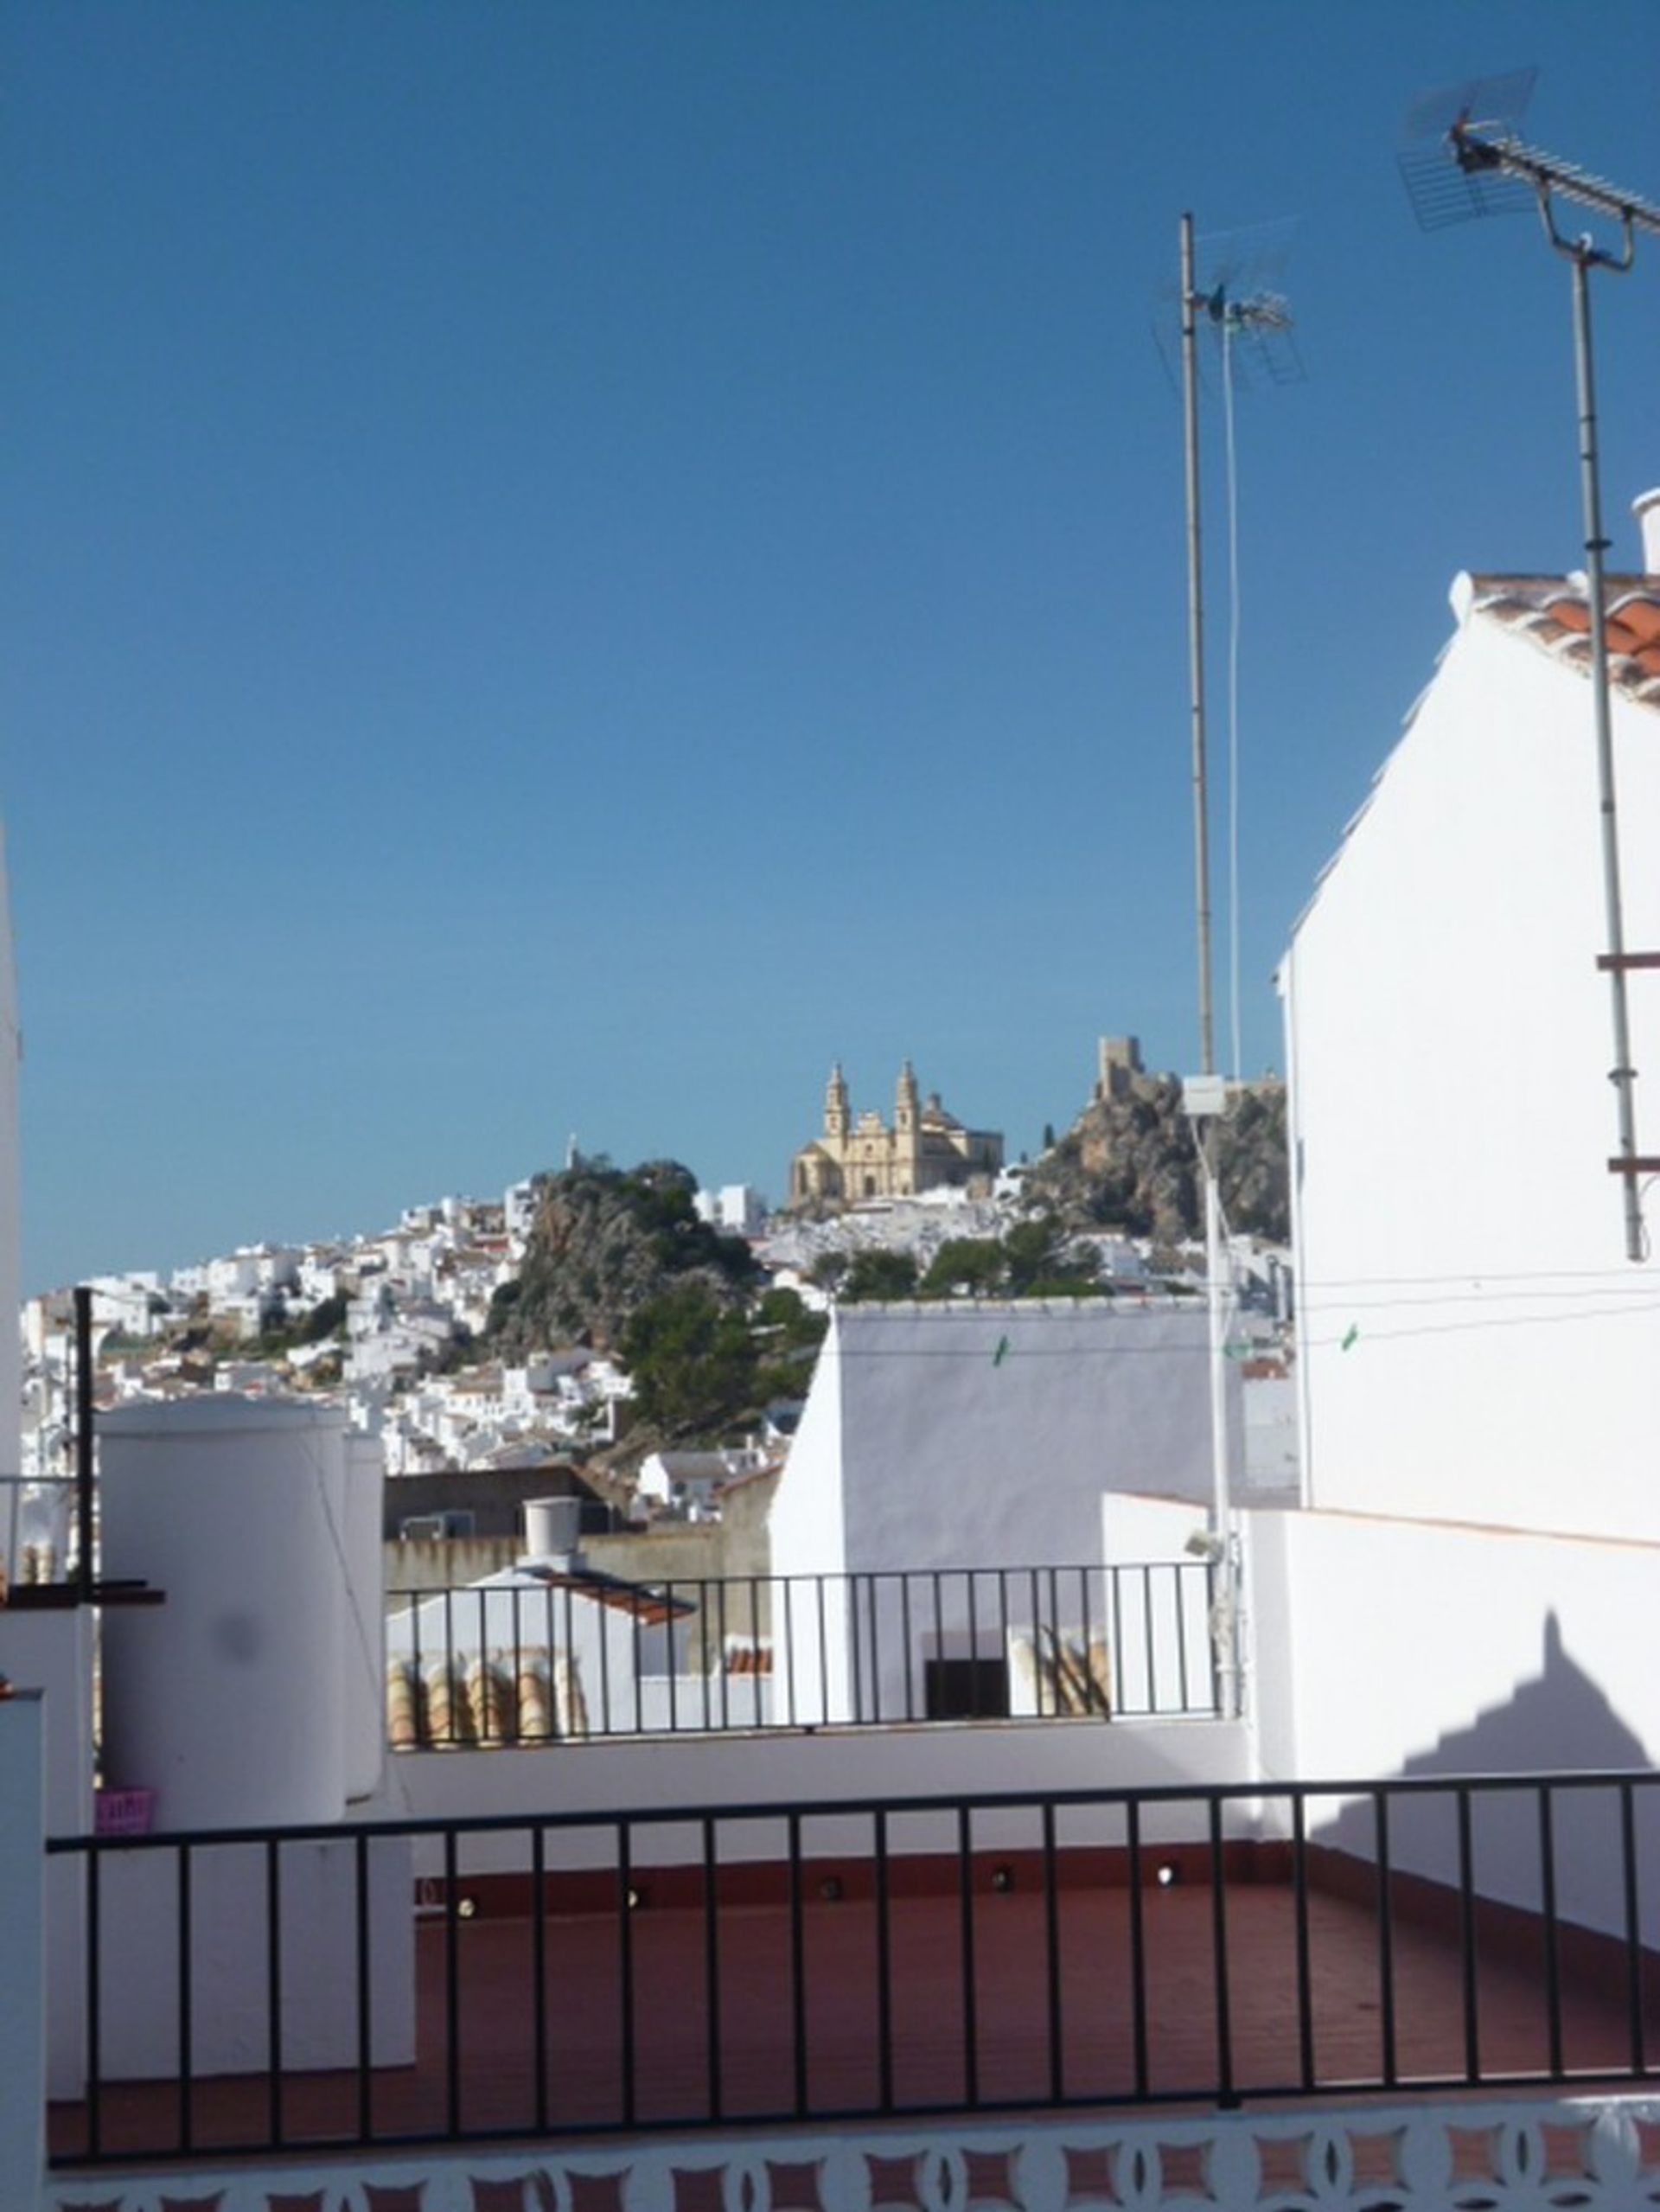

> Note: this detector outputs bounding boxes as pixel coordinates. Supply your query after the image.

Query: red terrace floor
[49,1874,1660,2165]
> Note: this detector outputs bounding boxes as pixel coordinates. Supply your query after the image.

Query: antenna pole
[1412,101,1660,1260]
[1567,245,1644,1260]
[1180,214,1232,1714]
[1180,212,1216,1077]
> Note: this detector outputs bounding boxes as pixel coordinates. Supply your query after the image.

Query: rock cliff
[1025,1074,1288,1246]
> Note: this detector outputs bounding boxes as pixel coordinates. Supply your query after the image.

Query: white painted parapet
[36,2094,1660,2211]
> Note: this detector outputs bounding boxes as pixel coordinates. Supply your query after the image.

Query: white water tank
[99,1397,351,1830]
[524,1493,583,1563]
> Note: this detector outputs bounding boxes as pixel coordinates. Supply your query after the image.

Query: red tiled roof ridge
[1466,571,1660,710]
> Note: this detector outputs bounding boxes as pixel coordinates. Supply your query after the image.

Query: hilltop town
[15,1036,1295,1538]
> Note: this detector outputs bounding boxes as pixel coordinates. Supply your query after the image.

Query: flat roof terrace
[47,1776,1660,2170]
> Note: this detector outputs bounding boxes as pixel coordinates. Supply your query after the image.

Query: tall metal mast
[1179,212,1215,1079]
[1176,214,1301,1719]
[1404,77,1660,1262]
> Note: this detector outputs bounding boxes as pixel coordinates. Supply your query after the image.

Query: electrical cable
[1294,1280,1660,1315]
[1294,1262,1660,1291]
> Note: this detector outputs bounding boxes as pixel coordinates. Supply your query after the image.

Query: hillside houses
[16,1192,633,1488]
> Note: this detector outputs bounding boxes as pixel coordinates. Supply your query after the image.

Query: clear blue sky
[5,3,1658,1290]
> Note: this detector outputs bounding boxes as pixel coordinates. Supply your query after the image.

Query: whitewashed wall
[1247,1506,1660,1944]
[80,1837,415,2085]
[376,1713,1256,1870]
[1281,596,1660,1540]
[0,828,18,1493]
[834,1305,1220,1568]
[766,1313,849,1718]
[1100,1491,1216,1716]
[0,1607,93,2100]
[770,1307,1231,1717]
[0,1691,43,2210]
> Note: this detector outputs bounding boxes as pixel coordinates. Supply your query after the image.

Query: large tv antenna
[1176,215,1303,1081]
[1402,74,1660,1263]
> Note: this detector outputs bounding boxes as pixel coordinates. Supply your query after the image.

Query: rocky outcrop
[1025,1075,1288,1247]
[488,1160,757,1355]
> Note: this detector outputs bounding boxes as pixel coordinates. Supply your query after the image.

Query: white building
[1260,492,1660,1793]
[1280,496,1660,1544]
[767,1301,1231,1723]
[504,1176,541,1251]
[635,1443,774,1519]
[694,1184,767,1237]
[770,1300,1227,1582]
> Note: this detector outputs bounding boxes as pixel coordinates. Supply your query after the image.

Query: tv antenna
[1401,73,1660,1263]
[1174,215,1303,1082]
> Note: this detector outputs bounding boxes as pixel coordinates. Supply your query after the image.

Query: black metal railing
[46,1768,1660,2166]
[384,1561,1220,1746]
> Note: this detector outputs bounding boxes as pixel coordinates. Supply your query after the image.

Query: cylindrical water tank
[342,1431,386,1801]
[524,1494,582,1562]
[100,1397,349,1830]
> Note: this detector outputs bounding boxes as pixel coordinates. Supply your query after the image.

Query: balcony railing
[46,1768,1660,2167]
[383,1561,1220,1746]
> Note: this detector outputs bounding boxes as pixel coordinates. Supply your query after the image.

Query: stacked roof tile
[1471,572,1660,710]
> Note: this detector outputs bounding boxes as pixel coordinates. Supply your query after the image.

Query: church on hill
[789,1062,1003,1208]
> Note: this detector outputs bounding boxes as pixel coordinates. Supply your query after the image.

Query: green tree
[751,1286,828,1402]
[920,1238,1007,1297]
[621,1282,758,1440]
[1003,1216,1095,1295]
[298,1292,350,1344]
[839,1249,920,1302]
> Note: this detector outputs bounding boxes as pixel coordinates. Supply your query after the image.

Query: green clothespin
[993,1334,1011,1367]
[1341,1323,1359,1352]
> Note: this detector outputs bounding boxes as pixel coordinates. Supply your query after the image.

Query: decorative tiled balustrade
[38,2096,1660,2212]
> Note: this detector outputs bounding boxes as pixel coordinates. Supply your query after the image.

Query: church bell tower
[895,1059,921,1192]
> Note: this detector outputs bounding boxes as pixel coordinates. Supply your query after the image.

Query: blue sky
[5,3,1659,1290]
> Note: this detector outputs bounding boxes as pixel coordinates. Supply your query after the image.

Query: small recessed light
[991,1864,1015,1893]
[457,1896,477,1920]
[1155,1863,1180,1889]
[819,1875,844,1902]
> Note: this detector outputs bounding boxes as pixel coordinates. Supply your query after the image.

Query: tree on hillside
[751,1286,828,1403]
[920,1238,1007,1297]
[620,1282,758,1441]
[1003,1216,1096,1295]
[840,1249,920,1302]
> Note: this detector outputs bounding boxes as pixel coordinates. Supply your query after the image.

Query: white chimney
[1634,489,1660,575]
[524,1493,584,1567]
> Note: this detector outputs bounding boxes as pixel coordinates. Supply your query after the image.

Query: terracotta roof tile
[1471,572,1660,714]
